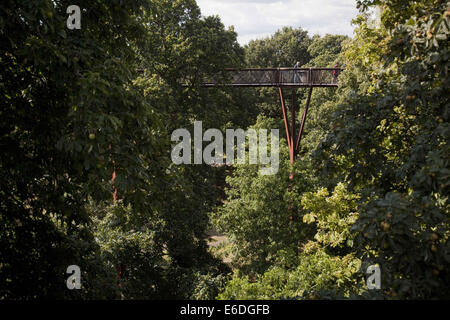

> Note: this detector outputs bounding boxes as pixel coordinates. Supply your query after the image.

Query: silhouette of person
[294,61,301,83]
[333,63,340,83]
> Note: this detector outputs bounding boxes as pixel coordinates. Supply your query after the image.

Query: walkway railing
[201,67,342,87]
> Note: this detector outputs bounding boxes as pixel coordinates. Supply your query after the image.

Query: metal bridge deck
[201,67,341,87]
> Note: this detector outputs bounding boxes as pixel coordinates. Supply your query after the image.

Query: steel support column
[295,85,313,155]
[291,89,296,163]
[279,87,292,157]
[278,81,314,179]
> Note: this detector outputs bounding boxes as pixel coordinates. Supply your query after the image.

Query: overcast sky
[196,0,359,45]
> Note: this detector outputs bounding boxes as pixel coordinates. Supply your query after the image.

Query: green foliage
[1,0,448,301]
[0,0,154,299]
[213,29,360,299]
[302,183,359,248]
[218,249,361,300]
[211,118,297,273]
[245,27,311,68]
[211,116,319,274]
[216,0,449,301]
[306,34,349,67]
[1,0,240,299]
[218,183,362,300]
[314,1,450,299]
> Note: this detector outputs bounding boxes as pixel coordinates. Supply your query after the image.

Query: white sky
[196,0,359,45]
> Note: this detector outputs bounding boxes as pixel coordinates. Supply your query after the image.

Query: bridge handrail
[200,67,343,87]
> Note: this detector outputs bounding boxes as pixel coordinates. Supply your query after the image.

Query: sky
[196,0,360,45]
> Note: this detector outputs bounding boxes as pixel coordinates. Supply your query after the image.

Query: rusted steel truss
[279,85,313,166]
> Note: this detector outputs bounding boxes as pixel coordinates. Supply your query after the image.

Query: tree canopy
[0,0,448,300]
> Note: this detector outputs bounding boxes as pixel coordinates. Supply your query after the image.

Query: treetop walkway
[202,67,341,87]
[196,67,342,178]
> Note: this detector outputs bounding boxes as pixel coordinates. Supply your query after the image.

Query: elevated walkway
[202,67,341,87]
[194,67,343,176]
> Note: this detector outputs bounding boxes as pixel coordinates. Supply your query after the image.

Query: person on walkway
[294,60,301,83]
[333,63,340,83]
